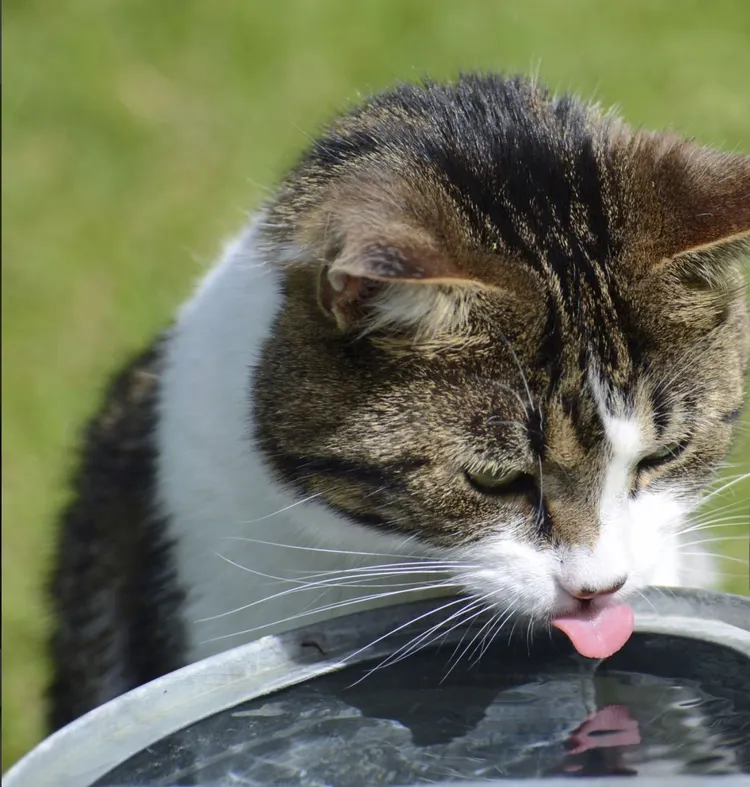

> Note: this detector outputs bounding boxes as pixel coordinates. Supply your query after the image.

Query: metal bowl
[5,587,750,786]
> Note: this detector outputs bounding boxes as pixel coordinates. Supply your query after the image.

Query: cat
[47,73,750,732]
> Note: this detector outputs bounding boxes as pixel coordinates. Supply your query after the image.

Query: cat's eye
[637,442,686,472]
[464,467,531,495]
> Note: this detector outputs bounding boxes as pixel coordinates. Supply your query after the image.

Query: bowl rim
[5,586,750,787]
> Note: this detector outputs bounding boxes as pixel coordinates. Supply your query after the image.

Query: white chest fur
[155,221,440,663]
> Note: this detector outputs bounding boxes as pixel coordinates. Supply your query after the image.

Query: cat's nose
[566,577,627,600]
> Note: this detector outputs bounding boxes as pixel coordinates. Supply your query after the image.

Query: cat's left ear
[317,234,480,335]
[655,144,750,267]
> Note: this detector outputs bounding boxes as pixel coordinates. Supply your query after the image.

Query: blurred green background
[3,0,749,771]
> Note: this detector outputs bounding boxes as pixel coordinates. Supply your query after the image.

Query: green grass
[3,0,749,771]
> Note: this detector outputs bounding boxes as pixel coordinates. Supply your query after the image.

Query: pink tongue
[551,604,634,659]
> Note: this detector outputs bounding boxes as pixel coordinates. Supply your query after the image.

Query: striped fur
[256,74,749,548]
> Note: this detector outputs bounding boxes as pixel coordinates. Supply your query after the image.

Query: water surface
[98,633,750,784]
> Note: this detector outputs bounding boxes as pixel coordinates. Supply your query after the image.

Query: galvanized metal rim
[5,587,750,787]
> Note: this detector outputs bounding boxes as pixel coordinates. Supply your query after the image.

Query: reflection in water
[558,705,641,776]
[567,705,641,754]
[98,634,750,786]
[549,659,747,778]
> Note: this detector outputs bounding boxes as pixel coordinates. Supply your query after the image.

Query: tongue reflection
[551,604,634,659]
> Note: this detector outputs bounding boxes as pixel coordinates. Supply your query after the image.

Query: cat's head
[253,74,749,651]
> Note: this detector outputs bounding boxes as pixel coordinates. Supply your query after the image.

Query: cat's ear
[317,234,481,336]
[653,144,750,273]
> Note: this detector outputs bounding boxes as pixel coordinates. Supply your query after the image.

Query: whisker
[210,553,450,586]
[674,517,749,537]
[498,329,535,413]
[441,600,508,681]
[291,561,476,579]
[678,552,748,567]
[507,614,522,646]
[219,535,443,562]
[340,594,475,679]
[230,553,470,583]
[634,588,658,614]
[472,605,518,665]
[352,596,497,683]
[525,614,536,656]
[414,603,492,672]
[701,472,750,505]
[691,495,749,514]
[676,568,744,579]
[371,599,490,677]
[439,602,489,668]
[677,536,748,549]
[690,503,745,518]
[467,612,503,667]
[234,493,323,525]
[198,554,458,622]
[199,581,461,645]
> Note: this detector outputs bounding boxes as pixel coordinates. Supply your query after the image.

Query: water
[98,634,750,785]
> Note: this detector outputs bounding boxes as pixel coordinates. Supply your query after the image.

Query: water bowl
[5,587,750,786]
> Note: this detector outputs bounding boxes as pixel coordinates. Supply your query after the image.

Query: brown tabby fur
[253,75,750,549]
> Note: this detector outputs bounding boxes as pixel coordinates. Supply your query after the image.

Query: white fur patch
[452,527,562,621]
[156,217,439,662]
[580,374,702,595]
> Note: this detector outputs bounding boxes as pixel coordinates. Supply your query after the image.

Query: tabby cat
[48,73,750,731]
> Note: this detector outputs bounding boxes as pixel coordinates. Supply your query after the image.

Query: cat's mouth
[551,602,634,659]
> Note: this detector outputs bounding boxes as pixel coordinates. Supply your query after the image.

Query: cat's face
[254,75,749,637]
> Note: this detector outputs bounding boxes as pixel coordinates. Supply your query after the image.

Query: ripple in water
[98,633,750,785]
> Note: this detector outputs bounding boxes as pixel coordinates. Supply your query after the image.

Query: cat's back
[46,336,186,730]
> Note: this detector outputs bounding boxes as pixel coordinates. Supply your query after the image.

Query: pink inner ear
[318,265,374,327]
[327,268,357,294]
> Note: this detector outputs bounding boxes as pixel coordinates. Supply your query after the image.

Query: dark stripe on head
[265,452,427,493]
[537,294,566,391]
[650,384,671,438]
[561,388,601,453]
[537,503,554,540]
[526,408,546,460]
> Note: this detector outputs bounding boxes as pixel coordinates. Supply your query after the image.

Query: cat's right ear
[652,144,750,283]
[317,235,481,337]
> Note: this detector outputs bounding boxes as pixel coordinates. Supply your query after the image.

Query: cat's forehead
[274,73,748,271]
[274,76,659,363]
[284,75,638,253]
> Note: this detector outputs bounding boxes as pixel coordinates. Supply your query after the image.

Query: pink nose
[569,577,626,600]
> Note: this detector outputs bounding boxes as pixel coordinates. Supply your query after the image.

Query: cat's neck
[155,217,439,663]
